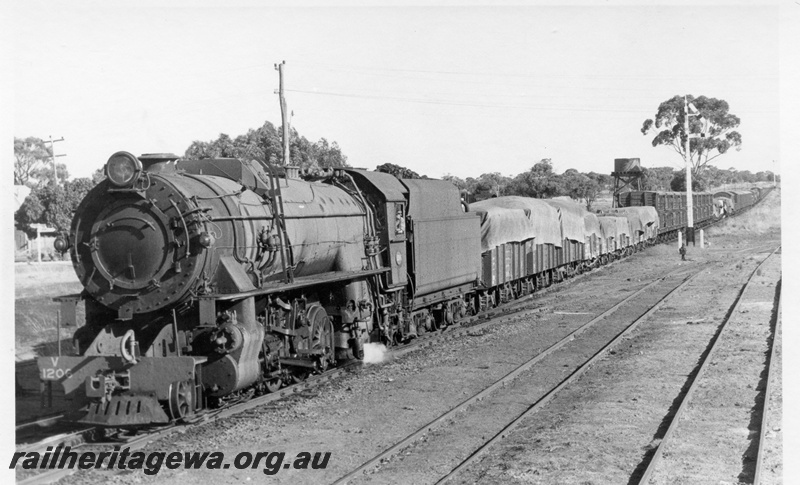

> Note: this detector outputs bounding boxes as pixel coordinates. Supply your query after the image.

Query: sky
[7,1,787,182]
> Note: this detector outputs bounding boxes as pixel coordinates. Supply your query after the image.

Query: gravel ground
[352,269,700,485]
[54,245,683,485]
[644,251,781,484]
[455,248,776,485]
[758,301,783,484]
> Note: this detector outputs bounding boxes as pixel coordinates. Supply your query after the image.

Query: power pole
[275,61,290,166]
[44,136,66,186]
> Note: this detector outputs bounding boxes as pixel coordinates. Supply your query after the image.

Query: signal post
[684,97,700,246]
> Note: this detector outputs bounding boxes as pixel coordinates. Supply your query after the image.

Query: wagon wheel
[454,302,466,322]
[430,314,441,331]
[477,292,491,313]
[168,380,195,420]
[508,283,517,300]
[415,315,427,335]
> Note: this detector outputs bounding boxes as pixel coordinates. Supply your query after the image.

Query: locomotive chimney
[139,153,180,173]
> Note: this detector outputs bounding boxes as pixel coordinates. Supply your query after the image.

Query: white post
[684,96,694,246]
[678,230,683,249]
[700,229,704,248]
[36,226,42,264]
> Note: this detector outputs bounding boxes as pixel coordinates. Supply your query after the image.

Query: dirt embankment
[15,262,82,359]
[15,261,80,298]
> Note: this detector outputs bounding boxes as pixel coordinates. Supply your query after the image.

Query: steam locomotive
[39,152,768,428]
[42,153,480,426]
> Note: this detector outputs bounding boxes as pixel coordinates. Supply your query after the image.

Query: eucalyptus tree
[641,95,742,176]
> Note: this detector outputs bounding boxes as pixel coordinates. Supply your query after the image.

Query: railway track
[15,232,637,433]
[14,239,773,484]
[16,415,65,434]
[636,247,781,484]
[16,191,770,436]
[331,263,707,484]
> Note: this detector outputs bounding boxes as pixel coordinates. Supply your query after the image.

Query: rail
[332,264,706,484]
[752,280,781,485]
[636,246,781,484]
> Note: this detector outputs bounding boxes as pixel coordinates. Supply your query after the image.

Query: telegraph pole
[275,61,290,166]
[684,97,699,246]
[44,136,66,186]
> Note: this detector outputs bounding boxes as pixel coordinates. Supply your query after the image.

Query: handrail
[263,163,294,283]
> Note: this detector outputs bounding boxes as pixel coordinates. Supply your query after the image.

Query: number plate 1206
[39,357,73,380]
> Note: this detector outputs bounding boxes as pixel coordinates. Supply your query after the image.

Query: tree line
[184,121,348,170]
[14,122,349,238]
[13,133,777,239]
[14,92,779,238]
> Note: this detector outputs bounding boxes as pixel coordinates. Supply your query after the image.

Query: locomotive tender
[39,152,768,428]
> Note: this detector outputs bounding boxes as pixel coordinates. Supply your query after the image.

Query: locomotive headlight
[106,151,142,187]
[53,235,70,253]
[198,232,215,248]
[395,251,403,266]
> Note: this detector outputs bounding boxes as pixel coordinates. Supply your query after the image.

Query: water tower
[612,158,643,208]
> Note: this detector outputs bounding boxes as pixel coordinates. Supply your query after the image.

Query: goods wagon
[615,190,714,240]
[713,190,755,213]
[470,197,564,305]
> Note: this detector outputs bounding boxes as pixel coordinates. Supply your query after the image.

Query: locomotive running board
[206,268,389,301]
[279,357,322,369]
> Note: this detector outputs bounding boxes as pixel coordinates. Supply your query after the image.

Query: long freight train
[38,152,768,427]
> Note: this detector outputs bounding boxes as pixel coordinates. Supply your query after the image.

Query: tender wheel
[168,380,195,420]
